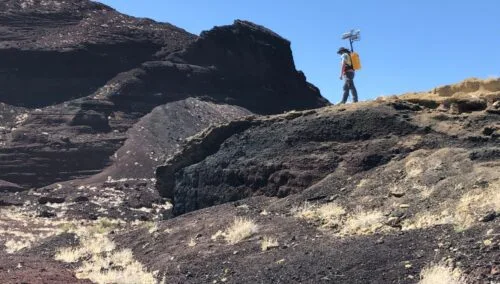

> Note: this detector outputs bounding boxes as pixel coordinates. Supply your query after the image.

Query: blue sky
[97,0,499,103]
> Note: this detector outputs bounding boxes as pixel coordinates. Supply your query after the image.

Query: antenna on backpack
[341,29,361,52]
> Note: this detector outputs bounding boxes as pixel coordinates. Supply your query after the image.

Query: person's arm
[339,54,346,79]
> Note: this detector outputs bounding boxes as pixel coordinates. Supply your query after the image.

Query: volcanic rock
[0,179,24,192]
[1,1,499,283]
[0,4,326,190]
[0,0,195,107]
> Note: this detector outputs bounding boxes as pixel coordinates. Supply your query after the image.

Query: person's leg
[341,79,350,104]
[351,81,358,103]
[347,72,358,103]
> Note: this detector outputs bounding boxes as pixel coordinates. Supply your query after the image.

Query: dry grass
[53,218,157,284]
[419,264,467,284]
[55,246,87,263]
[403,181,500,230]
[316,203,346,220]
[223,217,258,244]
[211,230,224,241]
[404,156,425,178]
[454,184,500,228]
[188,237,197,247]
[339,209,385,236]
[293,202,346,228]
[76,248,156,284]
[145,222,159,234]
[261,236,279,251]
[293,203,386,236]
[0,209,64,253]
[56,234,155,284]
[55,233,116,263]
[402,211,453,231]
[4,239,32,253]
[292,202,317,219]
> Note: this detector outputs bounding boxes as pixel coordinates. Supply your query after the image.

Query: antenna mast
[341,29,361,52]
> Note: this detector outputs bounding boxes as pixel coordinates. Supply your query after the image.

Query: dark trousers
[341,71,358,103]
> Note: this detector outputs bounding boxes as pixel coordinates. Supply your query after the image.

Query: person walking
[337,47,358,104]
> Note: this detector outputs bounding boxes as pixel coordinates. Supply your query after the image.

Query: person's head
[337,47,350,55]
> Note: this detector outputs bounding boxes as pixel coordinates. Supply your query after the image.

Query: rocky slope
[0,0,195,107]
[0,1,327,191]
[141,78,500,283]
[0,1,331,282]
[0,0,498,283]
[2,76,499,283]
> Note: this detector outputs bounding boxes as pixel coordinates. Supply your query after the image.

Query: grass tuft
[188,237,197,247]
[340,209,385,236]
[4,239,32,253]
[261,236,279,251]
[77,248,156,284]
[53,218,156,284]
[419,264,467,284]
[293,202,346,228]
[223,217,258,244]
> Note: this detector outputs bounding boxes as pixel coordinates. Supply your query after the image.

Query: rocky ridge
[0,2,327,191]
[0,0,498,283]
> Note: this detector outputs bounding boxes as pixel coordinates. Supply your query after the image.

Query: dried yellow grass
[261,236,279,251]
[188,237,197,247]
[454,183,500,228]
[292,202,317,219]
[293,203,386,236]
[54,246,87,263]
[293,202,346,228]
[55,233,115,263]
[57,233,156,283]
[52,218,156,283]
[403,181,500,230]
[419,264,466,284]
[4,239,32,253]
[76,248,156,284]
[316,203,346,221]
[402,211,452,231]
[211,230,224,241]
[340,209,385,236]
[223,217,258,244]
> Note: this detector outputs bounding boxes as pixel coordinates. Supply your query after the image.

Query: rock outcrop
[2,1,498,283]
[156,95,499,215]
[95,20,328,115]
[147,81,500,283]
[0,0,195,107]
[0,1,327,190]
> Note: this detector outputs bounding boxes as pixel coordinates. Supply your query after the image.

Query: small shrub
[261,236,279,251]
[87,217,123,235]
[55,247,86,263]
[293,202,346,228]
[292,202,316,219]
[316,203,346,227]
[76,248,156,284]
[419,264,466,284]
[224,217,258,244]
[340,209,385,236]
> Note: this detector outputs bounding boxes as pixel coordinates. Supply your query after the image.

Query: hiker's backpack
[350,52,362,70]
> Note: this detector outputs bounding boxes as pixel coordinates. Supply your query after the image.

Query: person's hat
[337,47,349,54]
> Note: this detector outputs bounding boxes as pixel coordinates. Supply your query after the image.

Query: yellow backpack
[350,52,362,70]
